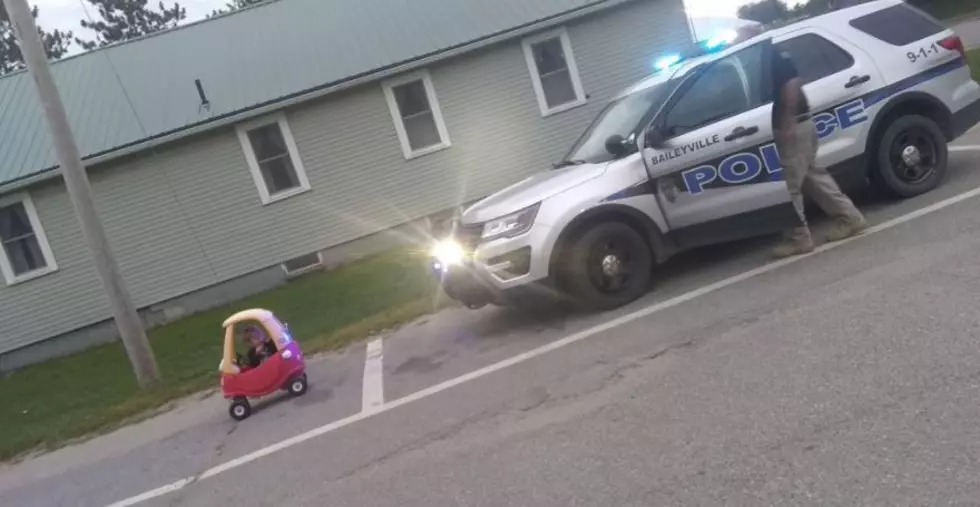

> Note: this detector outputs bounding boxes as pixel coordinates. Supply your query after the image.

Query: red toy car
[218,309,307,420]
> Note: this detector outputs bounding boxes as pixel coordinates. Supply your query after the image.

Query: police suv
[430,0,980,311]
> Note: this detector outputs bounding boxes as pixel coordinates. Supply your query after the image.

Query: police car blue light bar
[654,54,681,71]
[653,29,738,72]
[705,29,738,50]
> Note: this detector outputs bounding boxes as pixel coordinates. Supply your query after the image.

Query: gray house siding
[0,0,690,357]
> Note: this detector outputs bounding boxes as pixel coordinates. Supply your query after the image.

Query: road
[954,16,980,49]
[5,133,980,506]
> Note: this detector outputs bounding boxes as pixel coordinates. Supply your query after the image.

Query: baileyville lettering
[650,134,721,165]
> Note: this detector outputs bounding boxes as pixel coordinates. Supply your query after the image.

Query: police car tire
[873,115,948,198]
[564,222,652,311]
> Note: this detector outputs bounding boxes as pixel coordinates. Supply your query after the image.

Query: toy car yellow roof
[222,308,278,329]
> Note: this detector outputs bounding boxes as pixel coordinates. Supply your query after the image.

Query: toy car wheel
[872,114,948,198]
[229,398,251,421]
[288,374,308,397]
[562,222,652,311]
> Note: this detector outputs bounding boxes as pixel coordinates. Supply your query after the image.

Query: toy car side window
[663,43,767,137]
[775,33,854,85]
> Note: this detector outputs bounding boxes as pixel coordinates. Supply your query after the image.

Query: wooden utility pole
[3,0,160,387]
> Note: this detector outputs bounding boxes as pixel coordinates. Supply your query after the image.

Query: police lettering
[684,149,778,195]
[681,100,868,195]
[649,134,721,166]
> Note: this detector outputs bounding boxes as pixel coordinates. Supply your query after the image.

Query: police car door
[772,28,885,187]
[641,39,800,249]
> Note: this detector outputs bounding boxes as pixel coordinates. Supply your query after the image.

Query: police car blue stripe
[863,57,966,108]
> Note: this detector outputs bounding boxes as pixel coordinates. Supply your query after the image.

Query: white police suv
[430,0,980,311]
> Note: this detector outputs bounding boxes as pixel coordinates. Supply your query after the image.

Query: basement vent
[281,252,324,277]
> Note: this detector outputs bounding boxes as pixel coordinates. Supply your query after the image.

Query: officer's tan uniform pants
[775,119,863,241]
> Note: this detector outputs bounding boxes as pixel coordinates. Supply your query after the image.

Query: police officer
[770,46,867,258]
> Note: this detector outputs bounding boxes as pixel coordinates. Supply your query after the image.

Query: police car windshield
[562,81,671,166]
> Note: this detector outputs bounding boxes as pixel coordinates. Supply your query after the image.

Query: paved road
[954,17,980,49]
[5,133,980,506]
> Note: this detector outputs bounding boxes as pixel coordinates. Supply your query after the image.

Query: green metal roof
[0,0,624,189]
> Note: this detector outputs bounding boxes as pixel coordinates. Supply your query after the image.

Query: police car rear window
[848,4,945,46]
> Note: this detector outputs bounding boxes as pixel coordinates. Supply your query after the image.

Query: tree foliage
[0,3,72,76]
[209,0,269,17]
[76,0,186,50]
[737,0,792,25]
[737,0,873,25]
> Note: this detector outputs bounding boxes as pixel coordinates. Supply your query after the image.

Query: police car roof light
[704,29,738,51]
[655,54,681,71]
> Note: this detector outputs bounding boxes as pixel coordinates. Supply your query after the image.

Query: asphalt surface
[5,133,980,506]
[954,17,980,49]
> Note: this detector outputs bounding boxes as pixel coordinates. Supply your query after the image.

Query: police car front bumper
[429,224,555,308]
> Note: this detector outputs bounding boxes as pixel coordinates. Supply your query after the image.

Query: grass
[909,0,980,21]
[0,247,450,462]
[968,49,980,82]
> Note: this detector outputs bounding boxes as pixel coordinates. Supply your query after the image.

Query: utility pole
[4,0,160,387]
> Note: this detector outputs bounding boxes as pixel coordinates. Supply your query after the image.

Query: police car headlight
[482,203,540,241]
[431,239,466,266]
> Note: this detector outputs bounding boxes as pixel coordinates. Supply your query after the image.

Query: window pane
[246,124,289,162]
[849,4,943,46]
[3,236,46,275]
[666,44,765,136]
[777,34,854,84]
[393,80,432,119]
[0,202,34,241]
[540,69,577,108]
[403,112,442,151]
[259,154,301,195]
[532,38,568,75]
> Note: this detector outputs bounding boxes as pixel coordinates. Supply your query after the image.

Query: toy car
[218,308,307,421]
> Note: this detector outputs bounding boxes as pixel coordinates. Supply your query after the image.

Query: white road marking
[362,338,385,413]
[950,145,980,152]
[105,185,980,507]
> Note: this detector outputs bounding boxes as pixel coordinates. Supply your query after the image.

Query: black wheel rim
[585,235,635,294]
[889,127,938,185]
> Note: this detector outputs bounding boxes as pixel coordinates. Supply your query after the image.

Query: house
[0,0,693,371]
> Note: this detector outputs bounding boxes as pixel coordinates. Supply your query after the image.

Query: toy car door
[238,353,287,396]
[640,38,801,249]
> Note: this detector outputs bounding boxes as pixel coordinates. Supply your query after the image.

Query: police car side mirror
[604,134,628,158]
[645,127,666,148]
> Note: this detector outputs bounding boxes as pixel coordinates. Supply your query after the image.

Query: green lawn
[909,0,980,21]
[0,247,449,461]
[969,49,980,82]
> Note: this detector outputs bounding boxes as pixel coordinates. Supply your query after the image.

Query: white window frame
[381,69,452,160]
[0,192,58,285]
[281,251,325,278]
[522,27,588,117]
[236,112,312,205]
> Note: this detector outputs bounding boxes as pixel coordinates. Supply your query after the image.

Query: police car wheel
[229,398,251,421]
[873,115,948,198]
[564,222,652,311]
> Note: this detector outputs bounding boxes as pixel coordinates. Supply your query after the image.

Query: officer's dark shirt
[771,50,810,130]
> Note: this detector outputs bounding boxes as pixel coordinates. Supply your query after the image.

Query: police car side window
[664,44,766,138]
[775,34,854,85]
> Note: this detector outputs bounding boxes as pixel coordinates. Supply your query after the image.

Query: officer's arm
[780,77,805,127]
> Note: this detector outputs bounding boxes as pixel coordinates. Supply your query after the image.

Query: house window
[382,70,451,159]
[0,194,57,285]
[236,113,311,204]
[523,27,587,116]
[281,252,324,277]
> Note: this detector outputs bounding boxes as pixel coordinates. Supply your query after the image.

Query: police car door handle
[845,74,871,88]
[724,126,758,142]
